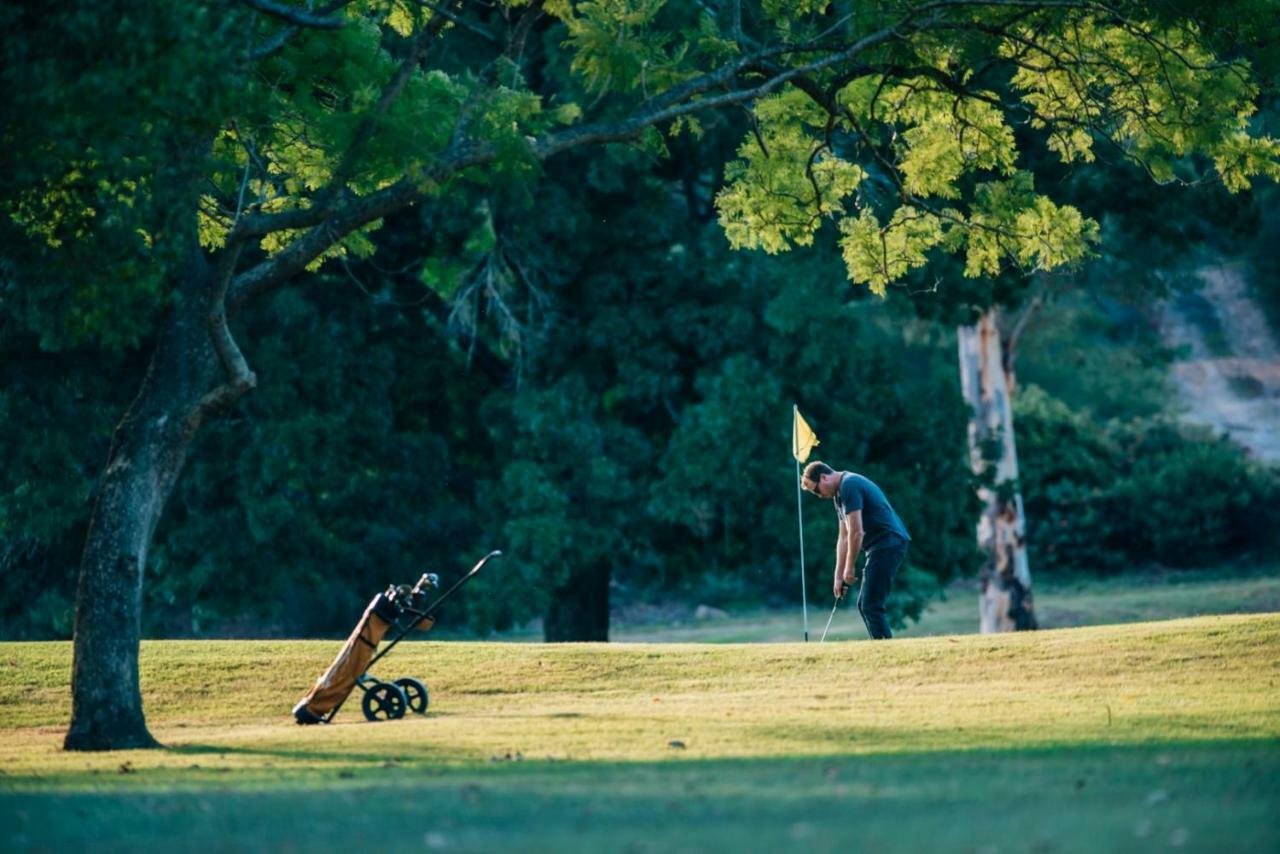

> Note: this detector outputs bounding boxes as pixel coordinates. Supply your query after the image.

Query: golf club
[413,549,501,624]
[820,590,844,642]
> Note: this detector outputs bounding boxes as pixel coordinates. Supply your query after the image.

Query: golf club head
[412,572,440,595]
[467,550,502,577]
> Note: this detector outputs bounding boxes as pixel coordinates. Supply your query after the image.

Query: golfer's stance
[802,461,911,639]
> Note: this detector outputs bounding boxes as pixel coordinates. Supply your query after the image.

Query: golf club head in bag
[386,573,440,613]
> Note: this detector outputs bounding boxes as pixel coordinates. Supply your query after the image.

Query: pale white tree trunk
[958,310,1037,633]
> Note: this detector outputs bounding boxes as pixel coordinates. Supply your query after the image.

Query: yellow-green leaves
[550,101,584,126]
[717,91,865,254]
[723,72,1046,293]
[563,0,689,95]
[357,0,429,36]
[668,115,702,138]
[838,77,1018,199]
[889,83,1017,199]
[962,173,1097,279]
[1213,135,1280,192]
[198,198,228,252]
[839,207,944,296]
[709,9,1278,298]
[835,180,1097,293]
[1011,196,1096,273]
[1004,15,1276,181]
[9,166,99,249]
[258,218,385,272]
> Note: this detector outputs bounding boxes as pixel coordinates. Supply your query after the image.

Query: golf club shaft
[418,549,502,621]
[820,593,842,642]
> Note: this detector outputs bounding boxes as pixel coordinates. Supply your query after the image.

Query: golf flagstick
[793,404,818,642]
[795,453,809,642]
[820,593,843,642]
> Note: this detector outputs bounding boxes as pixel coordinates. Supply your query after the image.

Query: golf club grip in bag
[293,593,399,721]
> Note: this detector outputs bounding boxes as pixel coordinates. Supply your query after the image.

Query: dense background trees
[2,144,984,640]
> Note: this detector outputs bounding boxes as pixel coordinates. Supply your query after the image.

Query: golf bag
[292,592,410,722]
[291,550,500,725]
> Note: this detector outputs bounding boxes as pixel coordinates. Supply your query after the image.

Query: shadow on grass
[1,739,1276,852]
[167,742,417,765]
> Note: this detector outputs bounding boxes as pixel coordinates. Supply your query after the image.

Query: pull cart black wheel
[394,677,429,714]
[362,681,408,721]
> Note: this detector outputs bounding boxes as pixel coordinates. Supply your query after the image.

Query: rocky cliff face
[1161,264,1280,463]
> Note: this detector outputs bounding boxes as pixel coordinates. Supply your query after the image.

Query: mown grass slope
[2,614,1278,852]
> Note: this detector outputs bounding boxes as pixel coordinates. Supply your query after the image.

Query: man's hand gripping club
[833,567,858,600]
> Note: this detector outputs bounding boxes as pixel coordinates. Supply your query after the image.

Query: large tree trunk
[542,563,610,642]
[957,310,1037,634]
[63,251,222,751]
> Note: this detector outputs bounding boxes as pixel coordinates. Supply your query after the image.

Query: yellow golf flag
[792,407,819,462]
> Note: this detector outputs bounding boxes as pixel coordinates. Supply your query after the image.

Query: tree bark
[542,563,610,642]
[63,249,222,751]
[957,310,1037,634]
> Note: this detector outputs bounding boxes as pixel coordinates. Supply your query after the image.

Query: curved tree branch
[240,0,346,29]
[186,244,257,438]
[249,0,358,59]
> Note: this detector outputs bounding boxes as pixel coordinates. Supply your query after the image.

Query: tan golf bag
[292,593,401,722]
[290,551,500,724]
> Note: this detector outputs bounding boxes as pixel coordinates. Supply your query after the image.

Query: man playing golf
[802,461,911,639]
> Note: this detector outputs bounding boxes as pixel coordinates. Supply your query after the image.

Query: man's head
[802,461,838,498]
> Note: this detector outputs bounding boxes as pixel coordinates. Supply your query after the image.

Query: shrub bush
[1016,384,1280,572]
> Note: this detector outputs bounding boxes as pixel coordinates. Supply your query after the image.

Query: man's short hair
[802,461,834,484]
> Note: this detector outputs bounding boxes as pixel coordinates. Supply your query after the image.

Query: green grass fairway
[609,566,1280,642]
[3,614,1279,852]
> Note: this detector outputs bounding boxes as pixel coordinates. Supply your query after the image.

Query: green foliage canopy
[7,1,1278,338]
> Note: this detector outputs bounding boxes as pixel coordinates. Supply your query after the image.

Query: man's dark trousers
[857,536,908,639]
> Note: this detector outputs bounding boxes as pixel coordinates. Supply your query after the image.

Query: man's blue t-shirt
[835,472,911,549]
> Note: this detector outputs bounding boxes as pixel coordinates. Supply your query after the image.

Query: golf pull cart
[292,550,501,725]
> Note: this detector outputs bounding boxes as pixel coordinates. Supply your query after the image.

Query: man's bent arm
[844,511,864,581]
